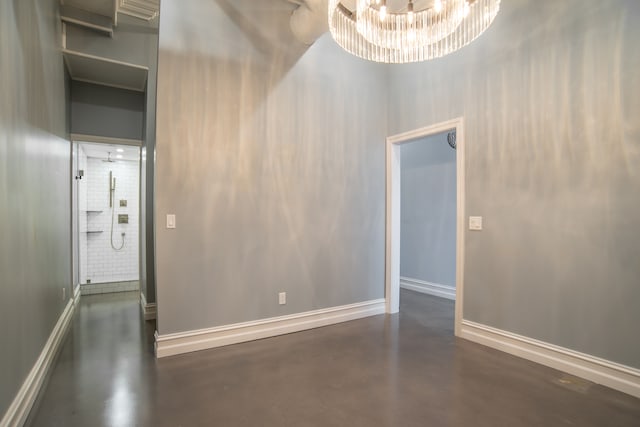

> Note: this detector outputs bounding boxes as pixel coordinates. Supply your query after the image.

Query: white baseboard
[155,299,386,358]
[140,292,157,321]
[81,280,139,295]
[0,299,75,427]
[460,320,640,399]
[73,285,81,306]
[400,277,456,300]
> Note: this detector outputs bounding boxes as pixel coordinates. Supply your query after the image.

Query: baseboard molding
[0,299,75,427]
[73,285,81,306]
[140,292,157,321]
[400,277,456,300]
[460,320,640,399]
[81,280,139,296]
[155,299,386,358]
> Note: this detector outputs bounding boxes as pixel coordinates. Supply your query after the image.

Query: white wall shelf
[63,49,149,92]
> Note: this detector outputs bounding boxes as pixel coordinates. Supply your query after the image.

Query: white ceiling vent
[118,0,159,21]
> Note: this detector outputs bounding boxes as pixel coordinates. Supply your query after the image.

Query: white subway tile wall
[82,156,140,284]
[78,146,88,285]
[81,280,140,295]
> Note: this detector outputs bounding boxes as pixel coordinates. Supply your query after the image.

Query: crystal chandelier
[328,0,501,63]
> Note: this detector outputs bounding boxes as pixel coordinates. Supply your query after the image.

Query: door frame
[70,135,143,294]
[385,117,465,336]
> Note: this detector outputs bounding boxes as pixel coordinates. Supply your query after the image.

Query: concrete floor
[28,290,640,426]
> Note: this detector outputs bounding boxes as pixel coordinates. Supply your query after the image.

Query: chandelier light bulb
[434,0,443,13]
[463,1,470,17]
[380,4,387,21]
[407,1,414,24]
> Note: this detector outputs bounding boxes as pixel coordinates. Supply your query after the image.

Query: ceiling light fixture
[116,148,124,153]
[329,0,500,63]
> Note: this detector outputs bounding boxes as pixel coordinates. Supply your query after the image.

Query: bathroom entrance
[72,140,141,295]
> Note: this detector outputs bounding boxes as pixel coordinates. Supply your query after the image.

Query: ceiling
[79,142,140,162]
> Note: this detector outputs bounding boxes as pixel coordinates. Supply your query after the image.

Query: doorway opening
[385,118,465,336]
[72,139,141,296]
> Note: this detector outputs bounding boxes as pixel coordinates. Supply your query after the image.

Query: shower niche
[75,142,140,295]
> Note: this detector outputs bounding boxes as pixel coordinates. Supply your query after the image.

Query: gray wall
[154,0,387,334]
[70,81,144,140]
[66,15,159,303]
[389,0,640,368]
[400,133,456,287]
[141,26,159,304]
[0,0,71,418]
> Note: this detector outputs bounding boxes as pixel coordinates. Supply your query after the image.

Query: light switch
[166,214,176,229]
[469,216,483,231]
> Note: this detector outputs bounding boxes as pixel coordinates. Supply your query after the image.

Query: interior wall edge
[460,320,640,399]
[399,277,456,301]
[0,299,76,427]
[155,299,386,358]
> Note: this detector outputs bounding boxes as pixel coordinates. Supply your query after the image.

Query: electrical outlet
[279,292,286,305]
[469,216,483,231]
[62,287,66,301]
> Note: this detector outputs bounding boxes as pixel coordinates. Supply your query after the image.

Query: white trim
[0,300,75,427]
[60,16,114,36]
[385,117,465,337]
[68,77,146,93]
[73,285,81,305]
[155,299,386,358]
[81,280,139,295]
[400,277,455,300]
[460,320,640,399]
[62,49,149,71]
[70,134,142,147]
[140,292,157,320]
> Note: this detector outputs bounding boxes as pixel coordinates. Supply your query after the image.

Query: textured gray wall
[0,0,71,417]
[70,81,144,140]
[66,15,159,303]
[154,0,387,334]
[389,0,640,368]
[400,133,456,287]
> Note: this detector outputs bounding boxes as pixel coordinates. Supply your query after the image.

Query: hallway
[28,291,640,426]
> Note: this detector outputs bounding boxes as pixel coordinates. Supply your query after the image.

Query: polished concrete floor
[28,290,640,426]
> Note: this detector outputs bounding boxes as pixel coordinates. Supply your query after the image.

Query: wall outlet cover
[469,216,483,231]
[279,292,286,305]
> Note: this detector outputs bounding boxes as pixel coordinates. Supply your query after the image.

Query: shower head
[102,152,116,163]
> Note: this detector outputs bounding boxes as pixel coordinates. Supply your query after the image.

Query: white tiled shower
[77,143,140,294]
